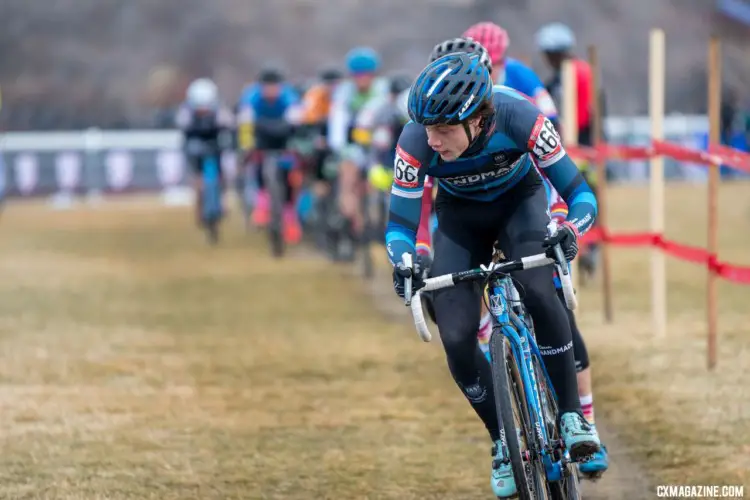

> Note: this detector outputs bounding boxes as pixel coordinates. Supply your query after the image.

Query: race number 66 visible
[533,118,560,157]
[394,146,420,188]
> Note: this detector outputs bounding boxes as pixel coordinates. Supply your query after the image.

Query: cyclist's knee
[516,267,558,311]
[433,285,481,357]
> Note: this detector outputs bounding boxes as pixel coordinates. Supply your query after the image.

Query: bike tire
[534,355,581,500]
[264,154,285,258]
[206,219,219,245]
[360,189,374,279]
[489,331,536,500]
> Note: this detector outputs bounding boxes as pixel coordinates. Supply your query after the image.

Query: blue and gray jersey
[385,86,597,266]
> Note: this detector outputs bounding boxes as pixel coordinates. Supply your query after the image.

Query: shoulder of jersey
[397,121,429,157]
[239,83,261,103]
[282,83,300,99]
[331,80,355,103]
[372,77,391,96]
[491,85,531,103]
[504,58,534,77]
[505,59,545,91]
[304,83,326,97]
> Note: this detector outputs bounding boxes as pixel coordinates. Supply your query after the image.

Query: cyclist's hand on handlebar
[543,221,579,261]
[392,261,424,299]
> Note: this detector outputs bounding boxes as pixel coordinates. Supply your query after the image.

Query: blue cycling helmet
[407,52,493,126]
[345,47,381,74]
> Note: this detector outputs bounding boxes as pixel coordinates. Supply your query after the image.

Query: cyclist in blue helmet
[387,52,600,498]
[327,47,389,260]
[426,35,610,480]
[345,46,381,91]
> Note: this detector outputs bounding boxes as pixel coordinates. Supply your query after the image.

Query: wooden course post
[707,36,721,369]
[588,45,614,323]
[649,29,667,338]
[561,59,581,301]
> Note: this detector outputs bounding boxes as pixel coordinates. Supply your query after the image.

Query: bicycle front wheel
[263,154,285,258]
[360,187,373,278]
[489,330,546,500]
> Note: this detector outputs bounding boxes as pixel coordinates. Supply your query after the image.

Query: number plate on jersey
[394,145,420,188]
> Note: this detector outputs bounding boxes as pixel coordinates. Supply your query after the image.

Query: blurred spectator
[720,86,737,146]
[145,65,187,129]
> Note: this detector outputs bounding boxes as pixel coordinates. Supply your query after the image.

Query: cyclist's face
[543,51,566,71]
[353,73,374,91]
[261,83,281,100]
[425,121,475,161]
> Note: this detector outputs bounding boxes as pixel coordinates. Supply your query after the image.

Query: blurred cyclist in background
[300,66,343,208]
[237,65,302,244]
[327,47,389,260]
[175,78,234,225]
[535,23,594,148]
[365,73,413,242]
[463,22,558,125]
[535,22,604,278]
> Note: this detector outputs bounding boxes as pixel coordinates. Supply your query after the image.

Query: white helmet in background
[535,23,576,52]
[186,78,219,108]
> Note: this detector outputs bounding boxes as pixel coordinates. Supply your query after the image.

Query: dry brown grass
[575,181,750,488]
[0,183,747,499]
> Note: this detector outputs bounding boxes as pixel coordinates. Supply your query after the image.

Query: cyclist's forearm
[546,154,598,235]
[385,184,424,266]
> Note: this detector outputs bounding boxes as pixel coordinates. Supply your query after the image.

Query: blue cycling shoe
[491,440,517,498]
[578,443,609,479]
[560,411,600,460]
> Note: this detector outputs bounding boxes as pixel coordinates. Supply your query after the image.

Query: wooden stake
[707,36,721,370]
[588,45,614,323]
[649,29,667,338]
[561,59,581,303]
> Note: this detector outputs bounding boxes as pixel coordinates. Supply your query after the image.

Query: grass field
[0,182,747,499]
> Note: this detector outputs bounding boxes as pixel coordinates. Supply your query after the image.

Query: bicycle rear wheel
[489,330,541,500]
[533,356,581,500]
[202,157,223,245]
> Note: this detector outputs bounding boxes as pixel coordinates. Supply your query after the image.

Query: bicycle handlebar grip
[552,244,578,311]
[402,252,413,307]
[422,274,455,292]
[410,290,433,342]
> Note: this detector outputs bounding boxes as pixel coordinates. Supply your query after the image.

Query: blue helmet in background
[345,47,381,74]
[407,52,492,126]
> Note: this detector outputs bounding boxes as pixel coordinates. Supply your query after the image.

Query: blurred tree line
[0,0,747,130]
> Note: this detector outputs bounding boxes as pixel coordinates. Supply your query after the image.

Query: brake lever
[402,253,414,307]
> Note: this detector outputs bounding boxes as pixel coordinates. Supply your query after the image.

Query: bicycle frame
[486,274,567,483]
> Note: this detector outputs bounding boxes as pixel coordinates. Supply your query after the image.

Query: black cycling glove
[543,221,579,261]
[392,257,424,298]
